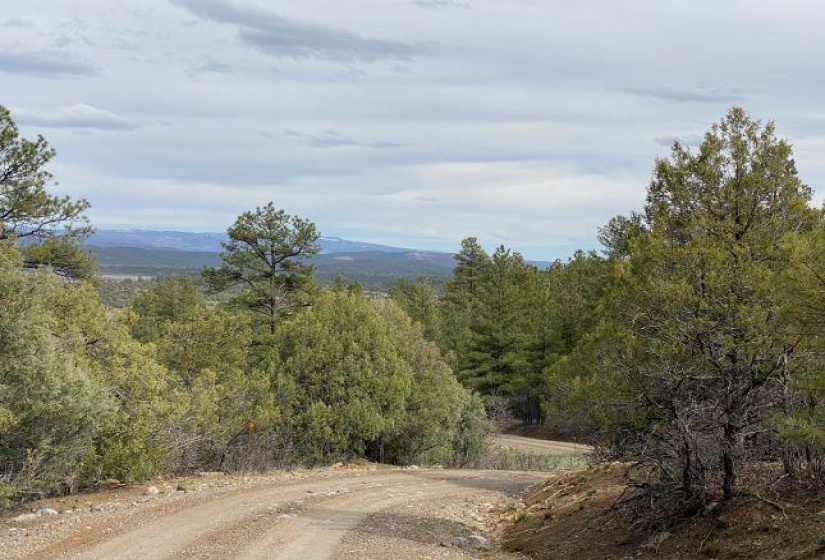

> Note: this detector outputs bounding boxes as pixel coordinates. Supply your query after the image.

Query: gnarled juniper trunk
[721,419,737,500]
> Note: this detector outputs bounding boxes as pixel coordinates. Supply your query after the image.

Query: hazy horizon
[4,1,825,260]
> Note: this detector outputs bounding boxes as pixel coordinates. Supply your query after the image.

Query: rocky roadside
[333,480,543,560]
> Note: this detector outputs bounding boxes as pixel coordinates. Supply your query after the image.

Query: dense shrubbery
[0,243,174,504]
[0,105,487,506]
[0,244,487,506]
[392,109,824,515]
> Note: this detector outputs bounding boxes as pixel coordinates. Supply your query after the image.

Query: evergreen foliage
[2,104,821,518]
[203,203,320,336]
[0,105,95,278]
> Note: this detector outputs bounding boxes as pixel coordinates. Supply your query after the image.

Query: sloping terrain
[502,463,825,559]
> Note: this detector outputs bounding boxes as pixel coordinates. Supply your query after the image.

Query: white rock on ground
[469,534,488,546]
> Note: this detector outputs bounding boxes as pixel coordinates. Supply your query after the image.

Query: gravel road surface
[3,454,553,560]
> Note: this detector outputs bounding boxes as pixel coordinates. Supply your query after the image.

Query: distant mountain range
[86,230,456,287]
[85,230,549,288]
[87,230,419,255]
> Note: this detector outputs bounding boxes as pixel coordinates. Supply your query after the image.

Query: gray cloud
[0,47,98,77]
[622,85,744,103]
[186,55,232,76]
[285,130,407,150]
[169,0,420,61]
[15,104,140,131]
[3,18,33,28]
[413,0,471,8]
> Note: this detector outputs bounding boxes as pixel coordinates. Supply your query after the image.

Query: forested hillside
[1,103,822,531]
[391,108,824,518]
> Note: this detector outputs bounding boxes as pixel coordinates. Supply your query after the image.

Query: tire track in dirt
[24,470,546,560]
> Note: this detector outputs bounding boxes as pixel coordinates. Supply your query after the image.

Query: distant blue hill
[86,230,420,255]
[85,230,551,286]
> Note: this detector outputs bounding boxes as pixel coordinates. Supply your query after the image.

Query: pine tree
[0,106,95,278]
[442,237,491,371]
[203,203,320,336]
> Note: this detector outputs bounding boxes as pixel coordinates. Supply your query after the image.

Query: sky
[2,0,824,260]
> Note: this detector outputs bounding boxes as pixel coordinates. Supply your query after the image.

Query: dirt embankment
[501,463,825,560]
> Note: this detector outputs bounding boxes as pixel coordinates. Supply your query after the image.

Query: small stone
[176,484,188,492]
[469,534,487,547]
[439,540,450,547]
[90,505,104,513]
[11,513,38,523]
[453,536,469,548]
[145,486,160,495]
[652,531,671,544]
[37,508,59,516]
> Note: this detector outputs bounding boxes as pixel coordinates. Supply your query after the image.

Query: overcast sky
[3,0,824,259]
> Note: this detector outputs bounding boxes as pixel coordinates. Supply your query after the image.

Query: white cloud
[14,104,141,131]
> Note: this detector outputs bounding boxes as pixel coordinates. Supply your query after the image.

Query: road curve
[490,434,592,456]
[17,469,547,560]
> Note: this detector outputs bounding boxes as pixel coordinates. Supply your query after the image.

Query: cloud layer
[3,0,825,260]
[170,0,420,61]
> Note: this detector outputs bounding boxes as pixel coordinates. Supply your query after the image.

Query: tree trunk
[722,421,736,499]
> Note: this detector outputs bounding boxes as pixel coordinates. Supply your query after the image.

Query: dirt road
[490,434,592,456]
[4,466,548,560]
